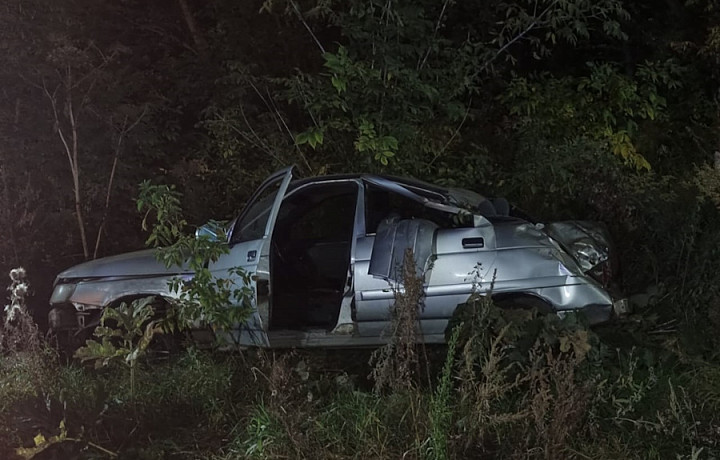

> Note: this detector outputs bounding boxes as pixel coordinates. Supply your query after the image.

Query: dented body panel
[49,249,188,331]
[49,168,627,348]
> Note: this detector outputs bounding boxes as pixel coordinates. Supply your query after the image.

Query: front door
[208,166,294,347]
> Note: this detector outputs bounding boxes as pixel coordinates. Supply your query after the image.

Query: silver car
[49,166,628,348]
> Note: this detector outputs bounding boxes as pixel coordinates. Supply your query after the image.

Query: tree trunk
[44,70,90,260]
[66,72,90,260]
[177,0,207,52]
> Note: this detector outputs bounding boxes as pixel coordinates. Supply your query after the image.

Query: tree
[203,0,630,182]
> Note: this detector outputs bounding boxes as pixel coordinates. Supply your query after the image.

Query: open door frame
[208,165,295,347]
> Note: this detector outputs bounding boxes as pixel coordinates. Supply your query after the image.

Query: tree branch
[94,106,148,258]
[481,0,557,74]
[417,0,452,71]
[177,0,208,53]
[430,97,472,166]
[64,66,90,259]
[291,0,325,55]
[264,85,312,172]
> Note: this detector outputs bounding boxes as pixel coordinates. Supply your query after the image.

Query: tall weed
[424,326,460,460]
[370,248,426,393]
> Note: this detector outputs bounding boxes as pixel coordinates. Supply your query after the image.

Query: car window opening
[364,184,466,234]
[231,180,283,244]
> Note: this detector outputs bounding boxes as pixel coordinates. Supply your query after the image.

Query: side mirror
[195,220,227,242]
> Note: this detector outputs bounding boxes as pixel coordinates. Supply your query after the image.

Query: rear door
[208,166,294,346]
[355,177,496,340]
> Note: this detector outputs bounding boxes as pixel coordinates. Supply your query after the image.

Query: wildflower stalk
[5,267,29,324]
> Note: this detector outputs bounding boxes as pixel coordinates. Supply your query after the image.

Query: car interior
[364,184,457,232]
[269,182,358,330]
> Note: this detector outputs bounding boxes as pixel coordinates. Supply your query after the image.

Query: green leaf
[295,132,309,145]
[314,130,324,145]
[331,75,347,93]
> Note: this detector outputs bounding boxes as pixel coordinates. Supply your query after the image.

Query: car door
[354,176,497,341]
[207,166,294,347]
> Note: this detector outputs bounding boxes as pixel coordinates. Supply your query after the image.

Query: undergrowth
[2,249,720,459]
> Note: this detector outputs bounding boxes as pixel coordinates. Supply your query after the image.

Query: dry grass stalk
[370,248,425,393]
[525,345,589,459]
[458,319,529,452]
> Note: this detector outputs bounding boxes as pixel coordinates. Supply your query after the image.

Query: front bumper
[48,304,102,332]
[556,296,630,325]
[48,305,78,331]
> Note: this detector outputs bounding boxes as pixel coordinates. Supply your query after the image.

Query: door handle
[247,250,257,262]
[462,237,484,249]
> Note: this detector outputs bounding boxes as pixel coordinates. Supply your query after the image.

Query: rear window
[364,184,460,234]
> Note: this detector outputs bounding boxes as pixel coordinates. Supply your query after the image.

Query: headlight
[50,283,76,304]
[569,239,607,272]
[588,259,613,287]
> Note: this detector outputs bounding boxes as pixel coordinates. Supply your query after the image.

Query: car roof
[288,173,485,206]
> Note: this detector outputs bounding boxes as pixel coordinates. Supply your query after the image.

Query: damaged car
[49,166,628,348]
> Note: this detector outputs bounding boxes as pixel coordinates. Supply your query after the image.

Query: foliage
[502,60,682,171]
[137,181,253,341]
[313,390,391,457]
[74,297,160,400]
[241,402,285,458]
[1,311,720,458]
[696,163,720,210]
[260,0,632,177]
[425,325,460,460]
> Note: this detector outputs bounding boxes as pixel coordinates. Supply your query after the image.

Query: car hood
[490,218,613,272]
[492,219,557,249]
[56,249,192,281]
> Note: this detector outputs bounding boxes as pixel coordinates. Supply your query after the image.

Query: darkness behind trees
[1,0,720,348]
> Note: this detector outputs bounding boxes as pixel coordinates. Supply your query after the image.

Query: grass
[2,259,720,458]
[1,320,720,459]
